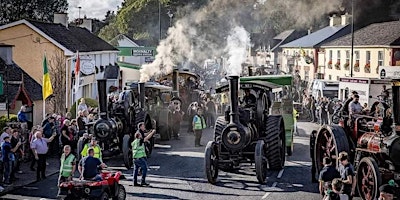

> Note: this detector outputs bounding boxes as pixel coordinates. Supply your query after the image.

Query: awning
[117,62,141,70]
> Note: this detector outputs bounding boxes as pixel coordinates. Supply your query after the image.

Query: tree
[0,0,68,25]
[48,50,66,114]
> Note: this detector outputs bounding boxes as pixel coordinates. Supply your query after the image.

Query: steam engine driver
[241,89,256,107]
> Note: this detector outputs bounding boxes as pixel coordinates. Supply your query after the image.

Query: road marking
[261,182,278,199]
[272,182,277,187]
[262,192,271,199]
[154,144,171,148]
[277,169,284,179]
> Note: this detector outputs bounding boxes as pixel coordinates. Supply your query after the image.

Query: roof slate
[0,58,42,103]
[322,21,400,47]
[281,25,350,48]
[27,20,118,52]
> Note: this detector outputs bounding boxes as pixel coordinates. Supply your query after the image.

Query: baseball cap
[3,136,10,140]
[379,184,395,194]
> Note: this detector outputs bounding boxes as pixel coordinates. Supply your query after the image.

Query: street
[4,121,331,200]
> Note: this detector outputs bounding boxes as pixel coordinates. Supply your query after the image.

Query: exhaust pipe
[97,79,108,120]
[248,66,253,76]
[172,68,179,97]
[138,82,145,109]
[228,76,240,124]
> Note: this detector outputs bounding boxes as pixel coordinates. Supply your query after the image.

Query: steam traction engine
[81,79,153,169]
[204,76,286,184]
[312,79,400,200]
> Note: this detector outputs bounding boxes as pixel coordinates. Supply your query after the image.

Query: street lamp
[167,9,174,27]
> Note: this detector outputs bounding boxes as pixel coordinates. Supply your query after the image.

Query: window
[337,76,340,81]
[366,51,371,63]
[337,50,341,61]
[345,50,350,64]
[329,50,333,61]
[329,75,332,80]
[378,51,384,66]
[355,51,360,63]
[304,70,309,81]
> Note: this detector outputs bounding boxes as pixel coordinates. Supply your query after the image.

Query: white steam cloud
[140,0,342,82]
[225,26,250,76]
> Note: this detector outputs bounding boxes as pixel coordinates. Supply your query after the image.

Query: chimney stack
[80,18,93,32]
[329,14,341,27]
[54,13,68,27]
[341,13,351,26]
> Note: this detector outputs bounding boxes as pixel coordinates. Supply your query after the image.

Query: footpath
[0,157,60,196]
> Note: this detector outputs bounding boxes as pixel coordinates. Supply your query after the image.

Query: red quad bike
[58,171,126,200]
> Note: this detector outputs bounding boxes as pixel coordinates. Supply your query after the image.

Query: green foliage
[0,114,18,131]
[0,0,68,25]
[69,98,98,118]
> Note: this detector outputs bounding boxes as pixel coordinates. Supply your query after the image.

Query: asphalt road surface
[4,121,355,200]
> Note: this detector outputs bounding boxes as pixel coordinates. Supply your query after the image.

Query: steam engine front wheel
[356,157,381,200]
[204,141,219,184]
[122,135,133,169]
[255,140,267,183]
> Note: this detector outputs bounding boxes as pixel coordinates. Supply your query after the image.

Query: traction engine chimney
[228,76,240,124]
[97,79,108,120]
[138,82,146,109]
[172,68,179,97]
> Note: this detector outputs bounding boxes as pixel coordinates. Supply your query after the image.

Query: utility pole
[159,1,161,42]
[350,0,355,77]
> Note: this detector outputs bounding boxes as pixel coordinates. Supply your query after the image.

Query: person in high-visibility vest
[192,107,207,147]
[80,137,102,162]
[58,145,76,196]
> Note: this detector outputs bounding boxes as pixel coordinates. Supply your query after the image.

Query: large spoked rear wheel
[205,141,219,184]
[255,140,268,183]
[314,125,350,172]
[122,135,133,169]
[357,157,381,200]
[264,115,285,170]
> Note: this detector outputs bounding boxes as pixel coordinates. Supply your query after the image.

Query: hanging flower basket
[335,60,341,70]
[354,61,360,72]
[327,60,332,69]
[344,62,350,70]
[364,63,371,73]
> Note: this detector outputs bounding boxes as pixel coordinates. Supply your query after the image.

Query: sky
[67,0,123,20]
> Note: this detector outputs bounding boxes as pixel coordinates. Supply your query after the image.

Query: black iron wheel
[122,134,133,169]
[264,115,285,170]
[204,141,219,184]
[356,157,381,200]
[255,140,268,183]
[214,116,227,141]
[100,192,109,200]
[314,125,350,172]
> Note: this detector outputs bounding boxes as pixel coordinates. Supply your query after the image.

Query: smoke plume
[225,26,250,76]
[140,0,343,82]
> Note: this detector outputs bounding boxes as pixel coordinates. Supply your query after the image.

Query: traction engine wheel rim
[314,125,349,172]
[122,135,133,169]
[255,140,267,183]
[356,157,381,200]
[264,115,284,170]
[205,141,219,184]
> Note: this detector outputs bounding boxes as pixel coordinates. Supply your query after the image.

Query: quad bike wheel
[264,115,286,170]
[255,140,268,183]
[356,157,381,200]
[314,125,350,172]
[205,141,219,184]
[122,135,133,169]
[112,184,126,200]
[100,192,109,200]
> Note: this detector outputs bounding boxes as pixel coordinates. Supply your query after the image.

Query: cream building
[280,15,351,82]
[321,20,400,80]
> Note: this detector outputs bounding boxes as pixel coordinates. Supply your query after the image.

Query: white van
[310,80,339,99]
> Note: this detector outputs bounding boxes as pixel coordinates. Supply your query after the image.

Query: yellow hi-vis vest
[81,144,102,162]
[193,115,206,130]
[60,153,75,177]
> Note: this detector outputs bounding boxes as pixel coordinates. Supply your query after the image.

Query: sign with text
[118,47,156,57]
[379,66,400,79]
[339,78,369,84]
